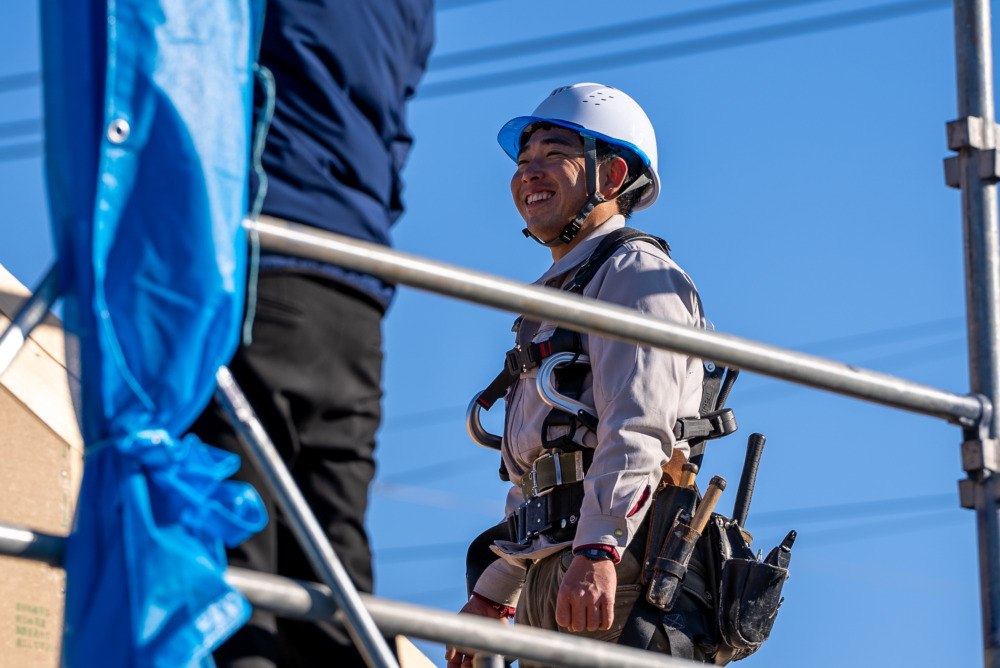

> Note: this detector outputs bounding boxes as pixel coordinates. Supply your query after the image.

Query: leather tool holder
[641,483,697,587]
[715,520,791,660]
[641,484,792,664]
[708,517,791,663]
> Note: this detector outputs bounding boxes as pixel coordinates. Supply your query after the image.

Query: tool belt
[507,480,584,545]
[626,482,792,665]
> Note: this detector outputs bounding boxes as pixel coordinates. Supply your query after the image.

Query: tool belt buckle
[512,496,551,545]
[524,450,584,500]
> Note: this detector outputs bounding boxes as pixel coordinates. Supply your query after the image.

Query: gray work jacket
[474,216,707,607]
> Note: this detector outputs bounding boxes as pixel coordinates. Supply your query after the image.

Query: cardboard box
[0,264,83,668]
[0,266,438,667]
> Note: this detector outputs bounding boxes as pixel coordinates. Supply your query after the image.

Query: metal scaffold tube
[248,215,986,427]
[214,367,400,668]
[0,264,58,378]
[225,568,695,668]
[0,523,690,668]
[952,1,1000,665]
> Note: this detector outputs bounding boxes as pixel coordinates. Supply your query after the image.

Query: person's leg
[191,271,385,668]
[465,522,513,598]
[258,273,384,668]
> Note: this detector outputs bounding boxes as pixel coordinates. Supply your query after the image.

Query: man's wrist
[573,546,617,562]
[471,592,516,619]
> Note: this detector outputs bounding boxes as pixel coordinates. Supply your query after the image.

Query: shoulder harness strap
[477,227,668,411]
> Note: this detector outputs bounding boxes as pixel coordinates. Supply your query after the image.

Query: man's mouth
[526,192,553,206]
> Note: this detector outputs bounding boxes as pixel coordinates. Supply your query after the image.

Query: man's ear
[599,156,630,199]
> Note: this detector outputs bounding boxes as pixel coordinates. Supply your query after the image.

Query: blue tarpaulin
[40,0,267,665]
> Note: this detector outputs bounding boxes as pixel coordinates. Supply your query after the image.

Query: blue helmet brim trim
[497,115,652,169]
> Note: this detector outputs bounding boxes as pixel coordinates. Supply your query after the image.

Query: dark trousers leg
[189,271,384,668]
[465,522,512,598]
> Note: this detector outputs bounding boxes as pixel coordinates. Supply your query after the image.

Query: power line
[0,119,43,139]
[0,71,40,94]
[734,336,966,405]
[417,0,951,99]
[430,0,838,70]
[436,0,500,10]
[793,315,964,355]
[750,492,954,526]
[0,141,43,162]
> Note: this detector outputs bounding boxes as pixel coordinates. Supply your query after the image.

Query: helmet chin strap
[523,135,603,248]
[522,135,653,248]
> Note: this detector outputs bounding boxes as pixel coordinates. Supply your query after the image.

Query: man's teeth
[527,192,552,205]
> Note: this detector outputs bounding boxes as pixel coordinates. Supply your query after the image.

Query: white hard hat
[497,83,660,211]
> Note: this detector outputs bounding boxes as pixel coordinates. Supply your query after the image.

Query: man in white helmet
[447,83,712,666]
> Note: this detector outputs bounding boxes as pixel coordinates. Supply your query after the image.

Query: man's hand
[556,555,617,632]
[445,596,507,668]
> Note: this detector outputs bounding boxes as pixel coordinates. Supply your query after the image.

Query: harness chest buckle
[505,345,528,374]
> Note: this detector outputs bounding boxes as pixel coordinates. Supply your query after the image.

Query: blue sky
[0,0,992,666]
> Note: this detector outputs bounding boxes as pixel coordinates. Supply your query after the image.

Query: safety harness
[475,227,738,544]
[471,227,791,664]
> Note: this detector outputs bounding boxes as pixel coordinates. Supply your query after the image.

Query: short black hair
[520,122,647,219]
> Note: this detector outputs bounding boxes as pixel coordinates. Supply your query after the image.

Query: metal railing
[0,522,692,667]
[251,215,987,427]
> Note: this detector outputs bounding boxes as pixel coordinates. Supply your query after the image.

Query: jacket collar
[534,215,627,287]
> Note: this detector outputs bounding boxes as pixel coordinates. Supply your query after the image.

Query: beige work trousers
[513,545,663,668]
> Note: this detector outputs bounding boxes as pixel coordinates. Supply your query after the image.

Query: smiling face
[510,124,631,260]
[510,125,589,245]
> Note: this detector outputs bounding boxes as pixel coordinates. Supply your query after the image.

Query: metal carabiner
[466,392,502,450]
[536,352,594,417]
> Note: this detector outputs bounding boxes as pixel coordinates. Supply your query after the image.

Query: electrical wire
[0,119,42,139]
[436,0,500,10]
[0,141,43,162]
[430,0,839,70]
[418,0,951,98]
[0,0,953,161]
[0,71,40,93]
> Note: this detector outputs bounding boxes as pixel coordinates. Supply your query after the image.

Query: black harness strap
[564,227,670,294]
[477,227,669,411]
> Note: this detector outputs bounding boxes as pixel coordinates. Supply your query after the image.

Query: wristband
[574,547,615,561]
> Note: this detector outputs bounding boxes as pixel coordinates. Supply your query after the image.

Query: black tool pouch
[718,557,787,653]
[641,482,697,587]
[708,517,789,664]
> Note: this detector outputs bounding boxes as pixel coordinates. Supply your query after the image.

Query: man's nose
[520,159,543,181]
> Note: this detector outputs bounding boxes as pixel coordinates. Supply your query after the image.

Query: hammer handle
[690,475,726,535]
[732,433,766,528]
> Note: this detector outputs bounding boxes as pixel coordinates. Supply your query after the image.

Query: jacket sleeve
[572,245,705,554]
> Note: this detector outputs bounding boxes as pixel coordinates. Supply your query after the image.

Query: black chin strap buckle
[558,220,582,244]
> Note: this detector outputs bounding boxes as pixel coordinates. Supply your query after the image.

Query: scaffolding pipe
[0,522,62,567]
[214,367,400,668]
[225,569,696,668]
[0,263,58,378]
[953,1,1000,665]
[249,215,986,428]
[0,524,691,668]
